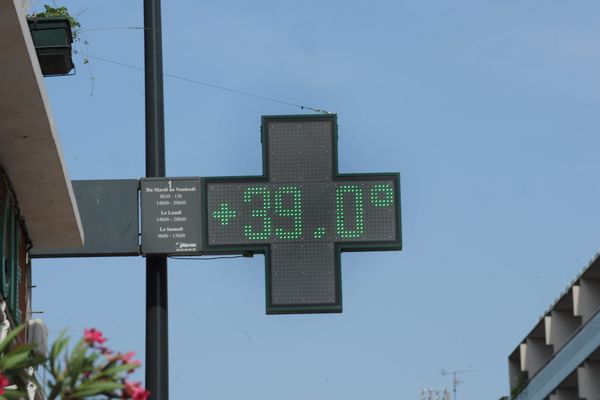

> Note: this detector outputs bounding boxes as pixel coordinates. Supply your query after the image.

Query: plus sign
[202,115,401,314]
[213,202,237,225]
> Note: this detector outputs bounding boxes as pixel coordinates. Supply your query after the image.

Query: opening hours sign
[202,114,402,314]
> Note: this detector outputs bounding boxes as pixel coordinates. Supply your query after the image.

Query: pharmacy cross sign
[201,114,402,314]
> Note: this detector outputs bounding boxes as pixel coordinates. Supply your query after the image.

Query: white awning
[0,0,83,249]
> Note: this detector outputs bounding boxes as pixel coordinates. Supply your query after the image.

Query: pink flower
[108,352,141,373]
[0,374,9,395]
[127,360,142,374]
[132,388,150,400]
[84,328,107,345]
[123,380,150,400]
[121,352,136,363]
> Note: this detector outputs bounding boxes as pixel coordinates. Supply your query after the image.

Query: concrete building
[0,0,83,394]
[508,252,600,400]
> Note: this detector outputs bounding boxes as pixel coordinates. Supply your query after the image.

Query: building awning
[0,0,83,249]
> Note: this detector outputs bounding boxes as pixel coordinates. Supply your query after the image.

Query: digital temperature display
[207,181,397,244]
[202,115,401,314]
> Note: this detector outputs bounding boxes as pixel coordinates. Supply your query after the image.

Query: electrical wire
[83,54,333,114]
[79,27,146,33]
[168,255,249,261]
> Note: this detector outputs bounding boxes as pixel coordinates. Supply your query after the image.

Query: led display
[207,181,397,245]
[202,115,401,314]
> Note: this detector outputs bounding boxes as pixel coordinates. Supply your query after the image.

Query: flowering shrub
[0,326,149,400]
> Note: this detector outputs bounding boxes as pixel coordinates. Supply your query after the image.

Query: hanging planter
[27,16,75,76]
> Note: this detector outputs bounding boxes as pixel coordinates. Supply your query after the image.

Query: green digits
[336,184,364,238]
[274,186,302,239]
[370,184,394,207]
[243,187,271,240]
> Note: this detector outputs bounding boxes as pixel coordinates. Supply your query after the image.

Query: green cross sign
[201,114,402,314]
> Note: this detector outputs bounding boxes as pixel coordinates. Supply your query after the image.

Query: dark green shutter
[10,214,20,324]
[0,198,8,299]
[0,198,4,279]
[4,203,20,324]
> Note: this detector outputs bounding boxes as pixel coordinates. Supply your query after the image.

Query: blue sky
[30,1,600,399]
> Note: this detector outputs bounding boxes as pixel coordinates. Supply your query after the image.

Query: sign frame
[31,179,140,258]
[141,176,202,256]
[201,114,402,314]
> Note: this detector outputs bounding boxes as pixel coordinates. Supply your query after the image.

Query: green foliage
[0,390,28,400]
[45,334,140,399]
[0,325,147,400]
[0,325,42,400]
[34,5,80,31]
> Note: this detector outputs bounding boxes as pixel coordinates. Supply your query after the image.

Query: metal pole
[144,0,168,399]
[453,372,457,400]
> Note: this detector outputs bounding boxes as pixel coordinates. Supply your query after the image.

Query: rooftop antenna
[419,387,450,400]
[440,369,475,400]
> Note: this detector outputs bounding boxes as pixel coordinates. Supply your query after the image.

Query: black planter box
[27,17,74,76]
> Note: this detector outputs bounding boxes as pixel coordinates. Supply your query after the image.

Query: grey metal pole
[144,0,168,399]
[453,371,457,400]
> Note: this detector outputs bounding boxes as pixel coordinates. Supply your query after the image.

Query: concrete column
[577,362,600,400]
[523,338,553,377]
[574,285,581,317]
[575,279,600,323]
[546,310,581,351]
[520,343,527,371]
[509,357,523,391]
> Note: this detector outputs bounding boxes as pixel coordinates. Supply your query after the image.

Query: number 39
[243,186,302,241]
